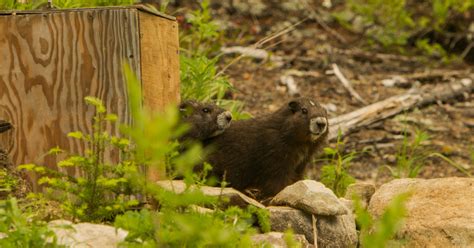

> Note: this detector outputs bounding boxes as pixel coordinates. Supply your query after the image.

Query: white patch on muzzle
[211,111,232,137]
[310,117,328,140]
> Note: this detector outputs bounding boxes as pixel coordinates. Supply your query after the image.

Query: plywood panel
[139,10,180,111]
[0,8,141,187]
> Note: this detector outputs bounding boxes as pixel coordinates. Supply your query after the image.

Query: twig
[330,63,368,105]
[312,214,318,248]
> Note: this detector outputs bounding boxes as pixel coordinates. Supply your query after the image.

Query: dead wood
[328,77,474,141]
[330,63,368,105]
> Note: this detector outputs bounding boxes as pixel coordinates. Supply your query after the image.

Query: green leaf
[48,146,63,155]
[67,131,84,139]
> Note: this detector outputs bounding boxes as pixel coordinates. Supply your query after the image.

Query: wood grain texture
[139,11,180,111]
[0,8,142,188]
[139,11,180,181]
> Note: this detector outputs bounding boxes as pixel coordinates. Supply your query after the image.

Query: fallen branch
[330,64,368,105]
[328,77,474,141]
[312,214,318,248]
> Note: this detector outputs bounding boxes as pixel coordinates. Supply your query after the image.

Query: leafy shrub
[319,132,356,197]
[19,96,141,222]
[335,0,474,56]
[0,197,61,248]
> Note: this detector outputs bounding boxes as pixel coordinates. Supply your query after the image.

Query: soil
[174,1,474,186]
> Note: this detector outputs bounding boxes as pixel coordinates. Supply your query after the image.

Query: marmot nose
[310,117,327,134]
[225,112,232,122]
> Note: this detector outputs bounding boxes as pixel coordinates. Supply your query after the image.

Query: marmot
[179,100,232,142]
[204,97,328,201]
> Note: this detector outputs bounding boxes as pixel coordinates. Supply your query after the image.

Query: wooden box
[0,7,180,185]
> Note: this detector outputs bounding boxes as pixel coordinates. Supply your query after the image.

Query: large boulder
[48,220,128,248]
[251,232,313,248]
[268,206,357,247]
[369,178,474,247]
[270,180,347,216]
[156,180,265,209]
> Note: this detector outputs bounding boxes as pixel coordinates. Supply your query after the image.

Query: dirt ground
[178,1,474,186]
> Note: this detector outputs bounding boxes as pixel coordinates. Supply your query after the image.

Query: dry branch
[328,77,474,141]
[330,63,368,105]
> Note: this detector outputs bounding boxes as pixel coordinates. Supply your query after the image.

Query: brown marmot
[204,97,328,200]
[179,100,232,142]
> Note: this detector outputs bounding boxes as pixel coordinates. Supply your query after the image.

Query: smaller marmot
[204,97,329,201]
[179,100,232,143]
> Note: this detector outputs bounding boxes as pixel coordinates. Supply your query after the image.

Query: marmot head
[179,100,232,140]
[281,97,328,143]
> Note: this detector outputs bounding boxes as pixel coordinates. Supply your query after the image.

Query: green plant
[385,129,471,178]
[319,132,356,197]
[0,197,62,248]
[0,168,17,197]
[338,0,415,47]
[179,0,221,56]
[283,229,302,248]
[355,193,411,248]
[113,63,264,247]
[19,96,141,222]
[334,0,474,58]
[386,129,431,178]
[178,0,250,120]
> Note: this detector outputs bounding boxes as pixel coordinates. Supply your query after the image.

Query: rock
[316,214,358,248]
[270,180,347,216]
[268,205,357,247]
[338,198,354,213]
[48,220,128,248]
[344,182,376,210]
[156,180,265,209]
[268,206,314,243]
[369,178,474,247]
[251,232,313,248]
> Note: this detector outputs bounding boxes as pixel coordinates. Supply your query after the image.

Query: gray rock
[156,180,265,209]
[344,182,376,210]
[251,232,313,248]
[270,180,347,216]
[317,213,358,248]
[339,198,354,213]
[268,206,314,243]
[268,205,357,247]
[369,178,474,247]
[48,220,128,248]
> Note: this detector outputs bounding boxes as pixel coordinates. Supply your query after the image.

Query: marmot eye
[202,108,210,113]
[301,108,308,114]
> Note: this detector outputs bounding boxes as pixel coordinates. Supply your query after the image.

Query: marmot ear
[288,101,301,113]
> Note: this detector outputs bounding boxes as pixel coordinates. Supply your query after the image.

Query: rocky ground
[174,1,474,186]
